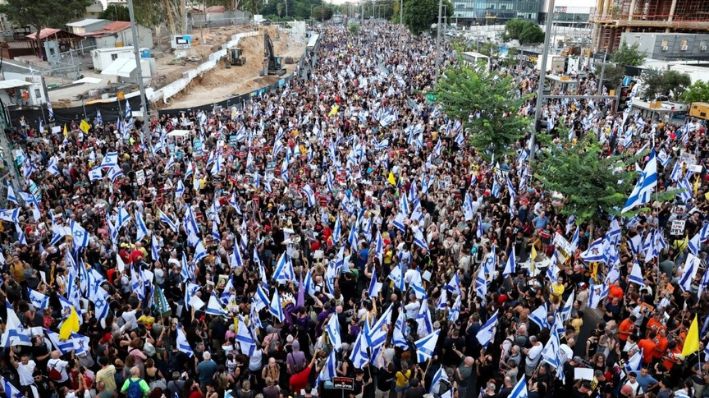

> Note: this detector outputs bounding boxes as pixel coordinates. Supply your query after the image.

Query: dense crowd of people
[0,21,708,398]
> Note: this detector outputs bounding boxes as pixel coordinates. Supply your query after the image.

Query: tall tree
[642,69,691,101]
[535,136,634,224]
[681,80,709,104]
[504,19,544,45]
[403,0,451,36]
[100,4,130,21]
[0,0,91,37]
[611,42,645,67]
[435,64,529,160]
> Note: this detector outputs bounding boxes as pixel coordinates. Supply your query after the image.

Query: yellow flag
[63,124,69,138]
[59,306,80,340]
[530,244,537,261]
[328,104,339,117]
[682,315,700,357]
[387,172,396,186]
[694,175,700,196]
[79,119,90,133]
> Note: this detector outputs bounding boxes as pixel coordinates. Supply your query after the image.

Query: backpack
[126,379,143,398]
[48,362,62,382]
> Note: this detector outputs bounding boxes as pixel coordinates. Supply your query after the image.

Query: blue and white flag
[28,288,49,310]
[135,210,149,242]
[412,226,429,252]
[332,216,342,244]
[509,375,528,398]
[445,273,461,296]
[625,349,642,373]
[95,109,103,125]
[679,253,700,292]
[230,239,244,268]
[158,209,178,233]
[124,99,132,121]
[350,332,369,368]
[503,248,516,277]
[317,349,337,382]
[2,376,24,398]
[430,366,449,395]
[176,326,194,357]
[5,183,18,205]
[392,309,409,349]
[235,316,257,356]
[325,313,341,351]
[0,208,20,224]
[580,237,608,263]
[414,329,440,363]
[193,241,208,264]
[302,184,316,207]
[269,289,284,322]
[622,150,657,213]
[368,267,382,298]
[628,263,645,286]
[70,220,89,250]
[206,293,228,317]
[475,310,498,347]
[529,304,549,330]
[560,290,575,321]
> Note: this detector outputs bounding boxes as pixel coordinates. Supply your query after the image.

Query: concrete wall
[622,32,709,61]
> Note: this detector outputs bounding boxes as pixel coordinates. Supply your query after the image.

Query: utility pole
[529,0,555,164]
[436,0,443,46]
[400,0,403,24]
[127,0,151,145]
[597,51,607,95]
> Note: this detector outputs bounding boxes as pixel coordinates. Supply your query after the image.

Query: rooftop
[66,18,106,27]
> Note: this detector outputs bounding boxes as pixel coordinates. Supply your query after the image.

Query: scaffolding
[591,0,709,52]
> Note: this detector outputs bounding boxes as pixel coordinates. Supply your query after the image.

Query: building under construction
[591,0,709,52]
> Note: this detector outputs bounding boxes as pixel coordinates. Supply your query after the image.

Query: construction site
[591,0,709,52]
[40,23,305,111]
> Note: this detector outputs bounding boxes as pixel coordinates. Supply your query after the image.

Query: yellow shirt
[395,370,411,388]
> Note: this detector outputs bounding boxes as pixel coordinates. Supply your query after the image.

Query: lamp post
[126,0,150,145]
[529,0,555,164]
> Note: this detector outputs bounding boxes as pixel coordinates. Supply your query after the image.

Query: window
[700,41,708,51]
[680,39,688,51]
[111,53,118,60]
[661,40,669,51]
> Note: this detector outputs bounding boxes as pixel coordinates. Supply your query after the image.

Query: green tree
[435,64,529,159]
[642,69,691,100]
[596,63,625,88]
[504,19,544,45]
[535,136,634,224]
[348,22,360,35]
[680,80,709,104]
[100,4,130,21]
[403,0,451,36]
[611,42,645,67]
[0,0,91,37]
[312,5,333,20]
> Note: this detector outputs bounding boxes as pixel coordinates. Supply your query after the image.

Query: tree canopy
[535,136,634,224]
[681,80,709,104]
[100,4,130,21]
[641,69,691,101]
[611,42,645,67]
[435,64,529,160]
[504,19,544,45]
[402,0,451,36]
[0,0,90,33]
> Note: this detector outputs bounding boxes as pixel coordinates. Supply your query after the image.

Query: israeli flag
[449,295,461,322]
[625,349,642,373]
[135,211,149,242]
[176,326,194,357]
[317,349,337,382]
[124,99,132,121]
[393,213,407,233]
[101,151,119,168]
[47,157,61,176]
[622,149,657,213]
[193,241,208,264]
[269,289,284,322]
[206,293,228,316]
[70,221,89,250]
[0,208,20,224]
[430,366,449,395]
[529,304,549,330]
[414,329,440,363]
[2,376,24,398]
[475,266,488,298]
[28,288,49,310]
[392,309,409,349]
[272,252,292,285]
[157,210,178,233]
[509,375,528,398]
[93,286,110,321]
[628,263,645,286]
[587,282,609,309]
[302,184,316,207]
[443,272,460,296]
[503,248,516,277]
[235,316,257,356]
[580,238,608,263]
[375,231,384,264]
[230,239,244,268]
[476,310,498,347]
[412,226,429,252]
[303,270,315,296]
[325,313,342,351]
[350,332,369,368]
[0,302,31,347]
[678,176,692,203]
[368,267,382,298]
[560,290,575,321]
[5,183,18,205]
[95,109,103,125]
[45,329,74,354]
[679,253,700,292]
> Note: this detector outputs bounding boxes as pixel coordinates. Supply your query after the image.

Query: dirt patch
[161,26,305,110]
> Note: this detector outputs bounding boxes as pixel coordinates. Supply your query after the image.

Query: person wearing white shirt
[47,350,70,384]
[523,336,543,376]
[10,351,36,387]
